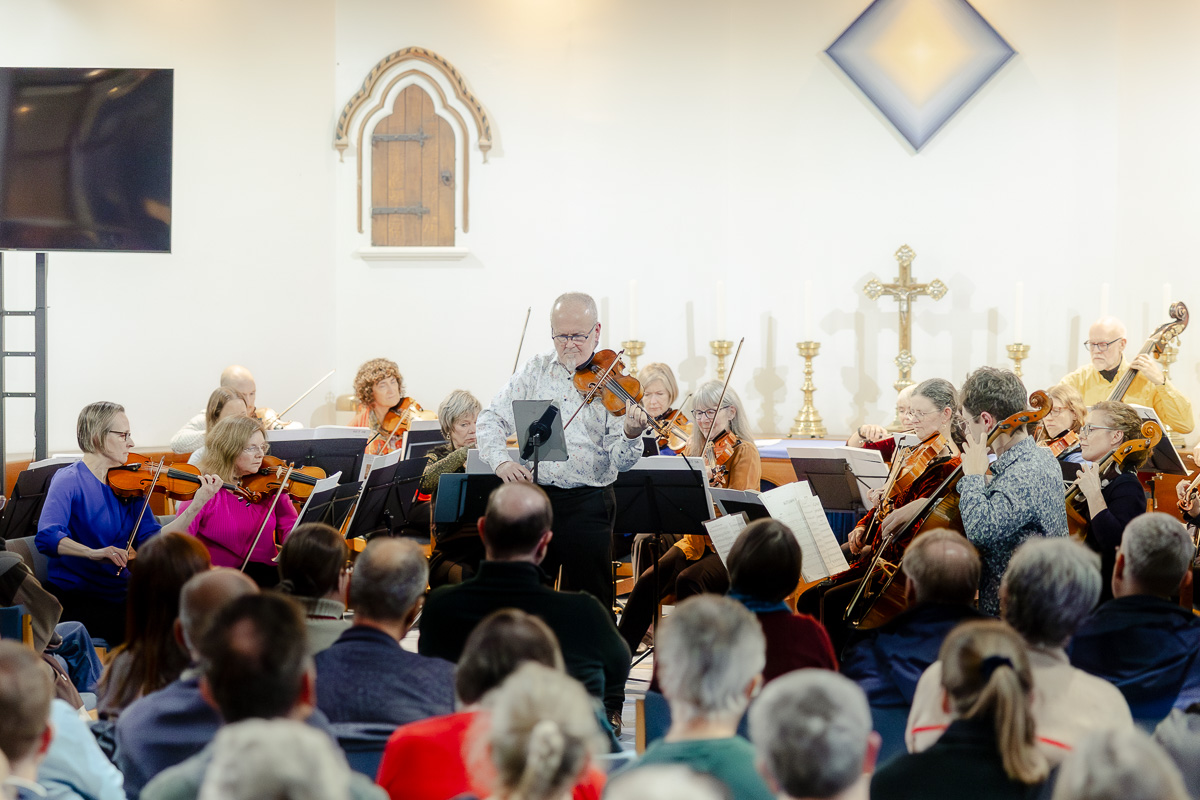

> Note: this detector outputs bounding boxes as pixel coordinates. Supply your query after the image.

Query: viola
[240,455,326,501]
[1066,420,1162,539]
[655,408,692,452]
[1108,302,1188,402]
[108,453,255,503]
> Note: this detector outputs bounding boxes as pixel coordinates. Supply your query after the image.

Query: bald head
[481,483,553,560]
[1087,317,1128,371]
[348,538,428,622]
[220,365,257,407]
[550,292,597,327]
[902,528,980,606]
[179,568,258,657]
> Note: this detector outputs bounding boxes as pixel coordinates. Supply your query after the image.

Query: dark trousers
[46,583,126,646]
[243,561,280,590]
[617,545,728,654]
[429,529,485,589]
[540,485,617,613]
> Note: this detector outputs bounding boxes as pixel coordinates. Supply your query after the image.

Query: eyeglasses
[692,408,725,421]
[904,408,938,421]
[1079,424,1119,438]
[107,430,132,442]
[552,326,596,345]
[1083,338,1122,353]
[957,415,981,433]
[242,444,270,456]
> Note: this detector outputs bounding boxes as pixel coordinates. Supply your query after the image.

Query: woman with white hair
[618,381,760,655]
[420,389,484,587]
[1052,728,1190,800]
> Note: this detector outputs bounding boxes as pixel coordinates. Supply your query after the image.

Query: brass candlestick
[1006,343,1030,378]
[790,341,827,438]
[710,339,733,381]
[621,340,646,377]
[1159,336,1185,447]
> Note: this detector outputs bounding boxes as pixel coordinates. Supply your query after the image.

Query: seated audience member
[477,663,606,800]
[114,569,259,799]
[419,483,630,733]
[42,691,126,800]
[725,519,836,680]
[378,609,606,800]
[96,532,212,718]
[0,641,53,799]
[1052,729,1190,800]
[142,593,381,800]
[186,387,251,467]
[276,523,351,657]
[314,538,455,726]
[626,595,773,800]
[875,621,1049,799]
[907,538,1132,763]
[749,670,879,800]
[421,389,484,588]
[197,719,359,800]
[1153,705,1200,798]
[841,528,987,708]
[1068,513,1200,717]
[605,766,726,800]
[0,550,62,653]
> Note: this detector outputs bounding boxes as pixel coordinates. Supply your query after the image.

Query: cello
[1065,420,1162,541]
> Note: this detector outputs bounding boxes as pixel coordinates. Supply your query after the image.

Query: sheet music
[760,481,850,583]
[704,512,749,567]
[267,426,373,442]
[359,448,402,481]
[295,473,343,520]
[787,445,888,507]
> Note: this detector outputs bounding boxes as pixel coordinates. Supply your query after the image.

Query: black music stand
[0,459,77,544]
[295,480,362,531]
[266,430,371,487]
[710,488,771,521]
[433,473,503,528]
[402,420,447,462]
[343,458,426,541]
[789,456,867,516]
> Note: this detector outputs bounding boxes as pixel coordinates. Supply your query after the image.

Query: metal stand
[0,253,49,477]
[790,340,827,438]
[621,340,645,377]
[710,339,733,381]
[1006,343,1030,378]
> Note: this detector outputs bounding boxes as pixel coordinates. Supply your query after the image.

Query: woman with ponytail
[871,619,1049,799]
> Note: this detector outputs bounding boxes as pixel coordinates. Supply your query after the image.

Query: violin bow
[513,307,532,375]
[119,458,168,575]
[273,369,335,421]
[699,338,745,460]
[241,463,295,572]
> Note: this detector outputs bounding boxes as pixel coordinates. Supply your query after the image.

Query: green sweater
[629,736,774,800]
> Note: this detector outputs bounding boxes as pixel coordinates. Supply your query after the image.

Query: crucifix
[864,244,947,428]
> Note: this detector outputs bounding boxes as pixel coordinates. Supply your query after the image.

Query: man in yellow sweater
[1061,316,1193,434]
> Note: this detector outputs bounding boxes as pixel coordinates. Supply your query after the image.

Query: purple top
[178,487,297,568]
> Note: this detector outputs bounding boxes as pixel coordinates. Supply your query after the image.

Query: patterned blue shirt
[959,436,1068,615]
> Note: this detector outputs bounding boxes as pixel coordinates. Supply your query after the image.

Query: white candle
[716,283,727,339]
[1100,283,1110,317]
[1013,282,1024,343]
[628,279,638,340]
[1163,283,1172,313]
[804,280,814,340]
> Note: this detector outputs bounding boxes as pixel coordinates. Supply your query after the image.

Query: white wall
[5,0,1198,455]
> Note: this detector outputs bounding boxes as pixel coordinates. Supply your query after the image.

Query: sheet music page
[760,482,849,582]
[794,481,851,576]
[295,473,343,520]
[703,512,749,567]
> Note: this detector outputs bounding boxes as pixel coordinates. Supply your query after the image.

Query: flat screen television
[0,68,173,253]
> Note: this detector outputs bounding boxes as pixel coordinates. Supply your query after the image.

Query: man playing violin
[956,367,1068,616]
[36,402,222,644]
[476,292,650,611]
[1061,317,1194,434]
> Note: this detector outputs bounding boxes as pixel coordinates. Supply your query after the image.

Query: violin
[240,455,326,501]
[854,432,951,558]
[655,408,692,452]
[1042,430,1080,459]
[1179,474,1200,515]
[1066,420,1162,539]
[379,397,424,438]
[704,431,740,488]
[108,453,255,503]
[567,349,693,447]
[1108,302,1188,402]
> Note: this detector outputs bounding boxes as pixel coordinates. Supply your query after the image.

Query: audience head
[198,718,354,800]
[1081,401,1150,471]
[205,386,249,431]
[1001,538,1100,648]
[347,538,427,627]
[105,532,212,703]
[455,609,564,706]
[656,595,766,728]
[605,766,728,800]
[199,415,268,481]
[727,519,801,604]
[1115,513,1195,599]
[959,367,1028,435]
[352,358,404,413]
[0,642,53,779]
[1052,728,1188,800]
[481,663,604,800]
[199,592,311,724]
[902,528,980,606]
[940,620,1048,785]
[479,483,554,562]
[1084,317,1128,373]
[1040,384,1086,440]
[749,670,878,800]
[76,400,129,456]
[277,523,349,601]
[178,568,259,660]
[438,389,482,448]
[1153,708,1200,798]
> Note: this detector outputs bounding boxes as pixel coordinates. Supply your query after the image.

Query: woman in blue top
[36,401,220,644]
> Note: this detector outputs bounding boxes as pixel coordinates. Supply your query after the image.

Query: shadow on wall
[751,313,787,435]
[677,301,709,392]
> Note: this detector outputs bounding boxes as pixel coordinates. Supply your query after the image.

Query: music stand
[0,458,79,543]
[514,400,568,484]
[1126,404,1188,476]
[402,420,447,461]
[789,446,886,515]
[267,428,372,487]
[433,473,503,527]
[710,488,770,521]
[294,474,361,531]
[343,458,426,541]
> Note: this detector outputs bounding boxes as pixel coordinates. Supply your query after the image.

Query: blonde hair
[481,663,603,800]
[1037,384,1086,441]
[76,401,125,454]
[939,620,1048,785]
[206,387,246,431]
[638,363,679,408]
[437,390,482,441]
[352,358,403,408]
[684,380,751,456]
[200,416,266,482]
[1089,400,1150,472]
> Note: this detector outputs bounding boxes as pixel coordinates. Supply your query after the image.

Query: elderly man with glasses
[1060,316,1193,434]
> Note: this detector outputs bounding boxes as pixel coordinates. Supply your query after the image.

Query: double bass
[1107,302,1188,402]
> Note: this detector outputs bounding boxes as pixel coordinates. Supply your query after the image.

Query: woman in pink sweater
[178,415,297,587]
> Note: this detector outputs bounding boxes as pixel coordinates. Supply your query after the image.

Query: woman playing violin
[178,415,298,588]
[617,381,760,655]
[186,386,251,467]
[1035,384,1085,464]
[35,402,221,644]
[351,358,421,456]
[848,378,963,559]
[420,389,484,587]
[638,362,690,455]
[1073,400,1150,599]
